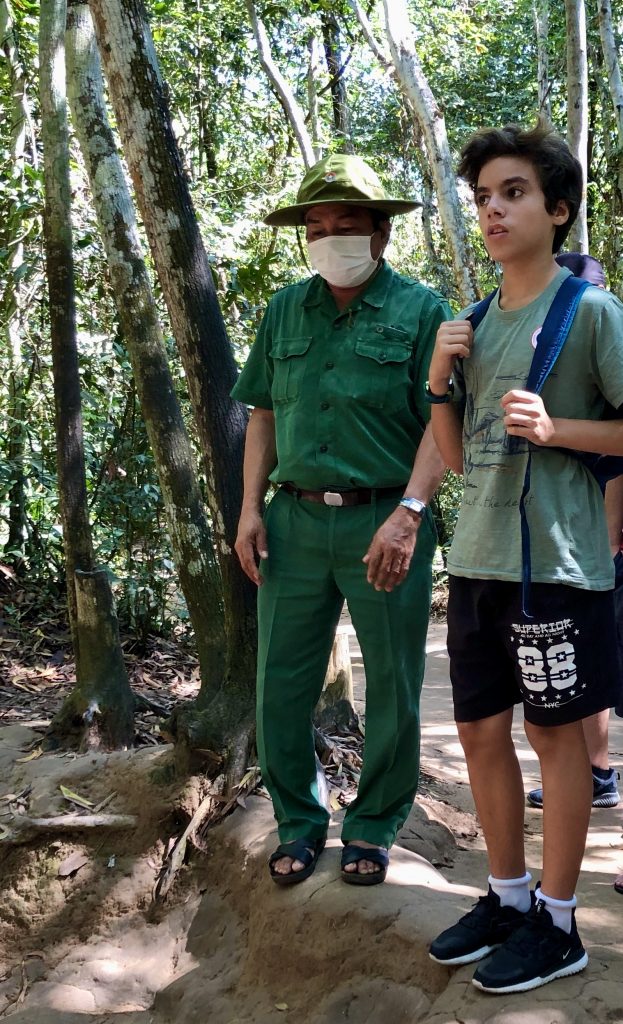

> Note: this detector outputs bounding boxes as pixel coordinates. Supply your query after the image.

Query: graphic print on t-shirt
[463,362,528,488]
[509,617,583,709]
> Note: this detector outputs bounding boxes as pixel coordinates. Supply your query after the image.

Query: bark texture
[565,0,589,251]
[40,0,133,750]
[87,0,257,742]
[382,0,479,306]
[65,0,225,694]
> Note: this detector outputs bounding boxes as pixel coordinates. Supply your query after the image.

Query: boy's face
[475,157,569,265]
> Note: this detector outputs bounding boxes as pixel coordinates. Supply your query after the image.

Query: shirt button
[376,326,384,334]
[325,361,334,369]
[379,353,387,362]
[319,444,328,453]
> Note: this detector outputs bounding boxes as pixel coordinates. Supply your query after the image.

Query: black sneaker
[472,898,588,993]
[429,887,530,966]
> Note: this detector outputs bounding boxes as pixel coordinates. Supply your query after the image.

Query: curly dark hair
[457,119,583,253]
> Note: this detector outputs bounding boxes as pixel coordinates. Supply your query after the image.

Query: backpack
[467,274,623,616]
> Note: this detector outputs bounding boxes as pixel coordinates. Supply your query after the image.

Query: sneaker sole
[430,943,499,967]
[472,951,588,994]
[592,794,620,808]
[528,795,619,809]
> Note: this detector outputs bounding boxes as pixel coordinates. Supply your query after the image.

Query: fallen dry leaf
[58,852,89,878]
[60,785,93,809]
[15,748,42,763]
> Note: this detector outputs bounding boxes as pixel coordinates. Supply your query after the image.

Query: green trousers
[256,488,435,849]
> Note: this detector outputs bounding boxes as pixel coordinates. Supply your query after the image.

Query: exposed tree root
[0,812,137,845]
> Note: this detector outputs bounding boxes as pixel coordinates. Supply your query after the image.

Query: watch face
[402,498,425,515]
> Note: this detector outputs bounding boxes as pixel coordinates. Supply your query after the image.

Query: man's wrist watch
[399,497,427,519]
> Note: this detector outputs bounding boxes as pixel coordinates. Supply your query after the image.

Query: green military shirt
[231,261,451,489]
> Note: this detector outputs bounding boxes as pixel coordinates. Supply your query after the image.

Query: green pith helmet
[264,154,421,227]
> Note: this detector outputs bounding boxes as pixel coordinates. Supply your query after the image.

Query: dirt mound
[1,727,623,1024]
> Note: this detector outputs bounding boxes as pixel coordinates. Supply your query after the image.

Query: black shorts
[447,576,621,727]
[614,552,623,717]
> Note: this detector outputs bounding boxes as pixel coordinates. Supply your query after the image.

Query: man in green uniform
[232,154,451,885]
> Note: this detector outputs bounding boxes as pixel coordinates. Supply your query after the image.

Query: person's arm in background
[605,475,623,557]
[234,408,277,585]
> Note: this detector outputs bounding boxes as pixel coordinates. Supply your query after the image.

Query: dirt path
[1,619,622,1024]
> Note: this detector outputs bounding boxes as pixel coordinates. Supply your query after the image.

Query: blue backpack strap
[525,276,591,394]
[519,275,591,617]
[466,289,498,330]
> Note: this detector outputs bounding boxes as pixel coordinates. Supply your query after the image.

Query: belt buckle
[323,491,344,507]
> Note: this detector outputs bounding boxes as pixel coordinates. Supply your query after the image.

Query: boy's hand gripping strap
[468,276,591,619]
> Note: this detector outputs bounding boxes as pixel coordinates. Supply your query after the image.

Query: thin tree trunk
[65,0,226,695]
[533,0,552,124]
[597,0,623,202]
[320,13,354,154]
[349,0,390,68]
[1,0,33,561]
[245,0,316,168]
[39,0,133,750]
[307,34,323,162]
[565,0,589,251]
[88,0,257,746]
[382,0,479,306]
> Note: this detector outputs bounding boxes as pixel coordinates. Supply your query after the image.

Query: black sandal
[340,843,389,886]
[268,836,326,886]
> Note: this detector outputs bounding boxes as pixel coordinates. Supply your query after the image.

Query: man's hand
[428,320,473,392]
[234,508,268,586]
[501,389,555,445]
[362,506,420,592]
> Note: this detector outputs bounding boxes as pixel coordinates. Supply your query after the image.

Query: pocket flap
[355,328,411,364]
[271,336,312,360]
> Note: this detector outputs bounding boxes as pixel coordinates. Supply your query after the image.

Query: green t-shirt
[231,261,452,489]
[449,268,623,590]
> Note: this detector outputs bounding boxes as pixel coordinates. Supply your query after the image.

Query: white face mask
[307,234,379,287]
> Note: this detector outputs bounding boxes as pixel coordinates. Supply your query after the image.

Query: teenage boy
[427,121,623,994]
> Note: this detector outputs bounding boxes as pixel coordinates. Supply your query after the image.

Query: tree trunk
[244,0,316,168]
[533,0,552,124]
[307,34,324,162]
[88,0,257,747]
[597,0,623,203]
[49,569,135,748]
[321,13,354,154]
[39,0,133,750]
[65,0,226,695]
[381,0,479,306]
[349,0,390,69]
[565,0,589,251]
[0,0,34,562]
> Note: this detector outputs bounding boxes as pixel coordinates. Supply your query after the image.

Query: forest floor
[1,587,623,1024]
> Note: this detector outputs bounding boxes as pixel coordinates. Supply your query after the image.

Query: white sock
[488,872,532,912]
[535,886,576,934]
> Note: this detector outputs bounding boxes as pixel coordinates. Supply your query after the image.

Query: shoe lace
[502,903,558,955]
[462,891,499,929]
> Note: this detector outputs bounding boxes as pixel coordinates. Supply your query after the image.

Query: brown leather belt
[280,482,405,507]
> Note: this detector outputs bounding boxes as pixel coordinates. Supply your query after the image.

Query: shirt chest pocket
[271,336,312,405]
[352,325,412,409]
